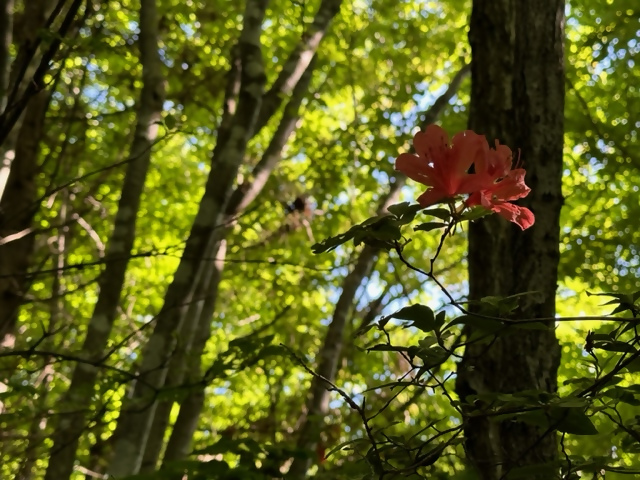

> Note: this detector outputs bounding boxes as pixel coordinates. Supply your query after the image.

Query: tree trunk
[43,0,165,478]
[0,87,49,347]
[111,0,347,472]
[160,241,226,467]
[141,54,317,472]
[455,1,565,479]
[0,0,14,114]
[139,240,221,472]
[286,64,471,479]
[105,2,270,475]
[0,0,54,345]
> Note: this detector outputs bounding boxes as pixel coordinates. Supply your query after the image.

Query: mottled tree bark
[106,2,270,476]
[121,0,345,471]
[286,64,471,479]
[160,240,226,468]
[142,56,317,472]
[455,1,565,479]
[253,0,342,134]
[139,240,222,472]
[43,0,166,478]
[285,244,385,479]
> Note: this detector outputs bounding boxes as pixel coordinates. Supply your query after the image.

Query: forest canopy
[0,0,638,479]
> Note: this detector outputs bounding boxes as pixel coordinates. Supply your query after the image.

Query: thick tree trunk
[455,1,565,479]
[286,64,471,479]
[42,1,165,478]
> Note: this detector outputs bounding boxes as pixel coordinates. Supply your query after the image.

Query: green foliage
[1,0,639,479]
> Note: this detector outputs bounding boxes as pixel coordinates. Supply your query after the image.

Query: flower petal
[414,125,449,163]
[416,187,449,207]
[490,141,513,178]
[457,172,495,195]
[490,169,531,200]
[395,152,433,186]
[490,202,535,230]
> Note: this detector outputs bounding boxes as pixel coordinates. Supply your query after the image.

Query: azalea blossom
[466,146,535,230]
[394,124,488,206]
[395,124,535,230]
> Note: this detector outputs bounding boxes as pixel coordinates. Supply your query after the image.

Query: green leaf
[592,341,637,353]
[164,114,177,130]
[386,202,421,220]
[312,230,357,254]
[423,207,451,221]
[552,407,598,435]
[446,314,503,333]
[460,206,491,222]
[414,221,447,232]
[623,358,640,373]
[324,437,370,459]
[391,304,436,332]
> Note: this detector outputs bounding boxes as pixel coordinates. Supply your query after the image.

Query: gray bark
[128,0,342,467]
[43,0,166,478]
[106,1,270,476]
[286,64,470,479]
[161,240,226,467]
[285,191,400,479]
[142,56,317,471]
[139,240,221,472]
[455,1,565,479]
[137,6,341,465]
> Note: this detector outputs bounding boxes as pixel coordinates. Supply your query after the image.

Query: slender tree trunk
[286,64,470,479]
[455,1,565,479]
[111,0,344,470]
[106,2,270,476]
[109,0,349,471]
[0,0,53,345]
[139,240,221,472]
[141,55,318,471]
[14,183,70,480]
[160,240,227,467]
[285,194,399,479]
[0,0,82,200]
[42,1,166,478]
[0,0,14,115]
[0,86,51,347]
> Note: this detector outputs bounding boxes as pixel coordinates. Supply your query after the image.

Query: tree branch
[253,0,343,134]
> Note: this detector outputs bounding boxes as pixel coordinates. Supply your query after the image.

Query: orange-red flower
[466,146,535,230]
[395,124,535,230]
[394,125,488,206]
